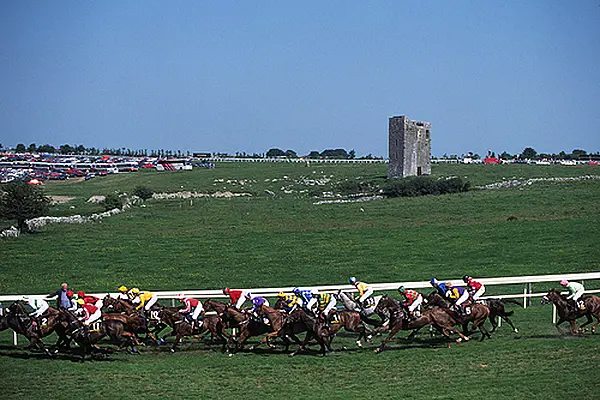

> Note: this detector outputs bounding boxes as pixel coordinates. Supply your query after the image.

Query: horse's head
[273,297,285,310]
[541,288,560,305]
[374,295,389,315]
[8,300,27,315]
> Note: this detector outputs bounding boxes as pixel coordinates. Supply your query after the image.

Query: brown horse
[281,308,333,356]
[156,308,229,352]
[483,298,522,333]
[425,293,492,340]
[102,295,166,343]
[3,301,54,356]
[541,289,600,334]
[328,310,372,348]
[247,304,286,351]
[373,295,470,353]
[60,309,138,361]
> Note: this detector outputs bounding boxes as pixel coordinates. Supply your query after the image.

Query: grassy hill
[1,162,599,399]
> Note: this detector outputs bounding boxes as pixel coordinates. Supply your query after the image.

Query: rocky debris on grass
[0,226,20,238]
[152,191,251,199]
[476,175,600,190]
[313,195,384,205]
[87,195,106,203]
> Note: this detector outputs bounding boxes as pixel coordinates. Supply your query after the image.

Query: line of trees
[4,143,191,158]
[441,148,598,161]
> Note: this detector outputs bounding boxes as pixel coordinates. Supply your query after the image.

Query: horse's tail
[501,310,514,317]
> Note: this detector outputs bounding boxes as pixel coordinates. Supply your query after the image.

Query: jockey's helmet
[245,292,252,299]
[560,280,569,286]
[130,288,140,294]
[222,287,230,294]
[277,291,286,298]
[398,286,406,293]
[66,290,74,298]
[430,277,438,286]
[349,277,357,284]
[77,291,85,298]
[462,275,471,282]
[118,285,128,293]
[293,287,300,294]
[177,293,185,300]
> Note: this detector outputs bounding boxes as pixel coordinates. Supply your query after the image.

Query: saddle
[88,320,103,333]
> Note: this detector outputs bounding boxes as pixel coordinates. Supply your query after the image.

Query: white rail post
[552,304,557,324]
[13,331,18,346]
[527,283,532,307]
[523,287,528,309]
[498,316,502,327]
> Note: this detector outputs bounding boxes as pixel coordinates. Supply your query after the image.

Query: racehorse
[425,293,492,340]
[102,295,165,343]
[247,304,287,351]
[59,309,138,361]
[156,308,229,352]
[373,295,470,353]
[281,308,333,356]
[482,298,522,333]
[328,309,372,348]
[3,301,64,356]
[203,299,243,331]
[541,289,600,334]
[335,291,388,327]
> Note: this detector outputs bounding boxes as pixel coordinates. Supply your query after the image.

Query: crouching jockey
[76,298,101,327]
[430,277,448,297]
[293,287,316,313]
[23,297,49,328]
[463,275,485,303]
[398,286,423,320]
[222,288,250,310]
[77,291,103,311]
[349,277,373,311]
[277,292,300,313]
[117,286,131,301]
[560,280,586,311]
[246,293,271,324]
[177,294,204,329]
[314,292,338,323]
[445,282,470,314]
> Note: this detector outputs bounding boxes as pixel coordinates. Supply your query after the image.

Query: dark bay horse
[328,310,372,348]
[3,301,65,356]
[282,308,333,357]
[60,309,138,361]
[156,308,229,352]
[425,293,492,340]
[541,289,600,334]
[483,298,522,333]
[373,295,470,353]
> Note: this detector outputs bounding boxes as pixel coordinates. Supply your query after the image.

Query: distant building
[388,116,431,178]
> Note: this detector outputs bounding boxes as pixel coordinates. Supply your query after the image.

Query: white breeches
[85,309,102,325]
[455,291,470,306]
[144,295,158,310]
[323,299,337,315]
[31,302,49,317]
[306,298,317,312]
[408,296,423,312]
[570,289,585,302]
[191,306,204,320]
[472,286,485,301]
[359,288,373,303]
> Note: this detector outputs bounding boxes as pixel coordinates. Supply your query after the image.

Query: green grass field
[1,162,599,399]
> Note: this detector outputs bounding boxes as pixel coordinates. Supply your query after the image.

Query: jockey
[293,287,315,312]
[277,292,300,313]
[398,286,423,319]
[66,290,79,312]
[77,291,103,310]
[222,287,249,309]
[560,280,585,311]
[445,282,470,313]
[463,275,485,302]
[430,277,448,297]
[177,294,204,328]
[349,277,373,309]
[76,298,101,326]
[23,297,49,318]
[131,288,158,312]
[245,292,270,311]
[117,285,131,301]
[314,292,337,321]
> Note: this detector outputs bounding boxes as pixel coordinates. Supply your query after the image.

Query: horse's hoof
[374,347,382,353]
[170,349,175,353]
[456,338,462,343]
[248,346,255,351]
[514,329,519,334]
[228,353,234,357]
[356,341,362,348]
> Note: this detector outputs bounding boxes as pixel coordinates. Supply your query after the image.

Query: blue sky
[1,1,599,157]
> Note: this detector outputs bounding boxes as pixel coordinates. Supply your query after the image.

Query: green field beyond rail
[1,163,599,399]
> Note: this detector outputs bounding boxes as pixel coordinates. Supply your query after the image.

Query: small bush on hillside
[335,179,380,195]
[382,176,470,198]
[133,186,154,200]
[102,193,123,211]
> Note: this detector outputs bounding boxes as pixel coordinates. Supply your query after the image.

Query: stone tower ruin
[388,115,431,178]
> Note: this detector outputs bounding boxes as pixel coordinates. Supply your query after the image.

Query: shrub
[133,186,154,200]
[382,176,469,198]
[102,193,123,211]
